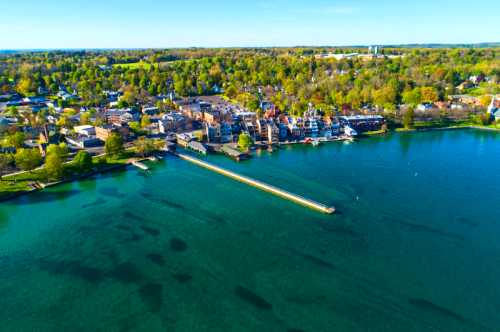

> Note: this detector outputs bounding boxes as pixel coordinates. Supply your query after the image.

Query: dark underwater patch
[140,225,160,236]
[142,192,185,210]
[169,237,188,252]
[121,232,143,243]
[122,211,147,222]
[172,273,192,284]
[38,259,105,284]
[456,217,479,227]
[385,218,464,241]
[109,262,144,284]
[318,222,360,238]
[81,197,106,209]
[115,225,132,232]
[146,253,166,267]
[98,187,126,198]
[408,298,465,322]
[300,253,336,270]
[234,286,273,310]
[288,329,306,332]
[139,283,163,313]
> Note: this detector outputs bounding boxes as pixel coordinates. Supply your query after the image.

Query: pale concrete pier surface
[177,153,335,214]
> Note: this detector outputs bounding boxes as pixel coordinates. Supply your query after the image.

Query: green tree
[72,150,93,172]
[105,133,124,158]
[402,88,421,106]
[134,137,155,157]
[7,132,25,148]
[44,151,64,181]
[238,133,253,152]
[141,115,151,128]
[14,148,42,172]
[420,87,438,103]
[46,143,68,160]
[0,153,13,180]
[403,107,415,129]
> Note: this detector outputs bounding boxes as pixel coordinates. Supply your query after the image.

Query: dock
[176,153,335,214]
[131,160,149,171]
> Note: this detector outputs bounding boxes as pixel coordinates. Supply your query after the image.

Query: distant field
[112,62,155,69]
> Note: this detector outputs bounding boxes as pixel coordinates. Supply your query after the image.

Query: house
[142,106,160,116]
[205,123,221,143]
[256,119,268,140]
[494,110,500,122]
[417,103,434,112]
[105,108,139,124]
[74,125,96,137]
[488,96,500,121]
[278,123,288,141]
[266,122,280,144]
[220,122,233,143]
[57,91,79,101]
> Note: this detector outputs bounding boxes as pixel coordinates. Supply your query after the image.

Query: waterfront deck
[176,153,335,214]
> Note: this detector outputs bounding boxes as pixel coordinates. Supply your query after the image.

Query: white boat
[344,125,358,137]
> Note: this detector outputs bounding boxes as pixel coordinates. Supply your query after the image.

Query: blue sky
[0,0,499,49]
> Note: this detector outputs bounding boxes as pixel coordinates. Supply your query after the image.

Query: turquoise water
[0,129,499,331]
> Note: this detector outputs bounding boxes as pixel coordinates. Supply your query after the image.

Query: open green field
[112,62,155,70]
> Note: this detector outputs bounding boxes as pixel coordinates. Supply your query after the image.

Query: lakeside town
[0,47,499,199]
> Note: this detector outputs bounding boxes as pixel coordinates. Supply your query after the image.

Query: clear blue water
[0,129,499,331]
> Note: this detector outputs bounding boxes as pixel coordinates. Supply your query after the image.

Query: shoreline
[1,126,498,203]
[0,163,131,203]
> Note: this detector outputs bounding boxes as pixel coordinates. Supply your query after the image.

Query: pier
[131,160,149,171]
[176,153,335,214]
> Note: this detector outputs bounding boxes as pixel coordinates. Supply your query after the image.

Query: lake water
[0,129,499,331]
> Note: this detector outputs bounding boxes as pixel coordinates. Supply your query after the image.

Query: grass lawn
[0,151,137,201]
[0,180,32,200]
[112,62,155,70]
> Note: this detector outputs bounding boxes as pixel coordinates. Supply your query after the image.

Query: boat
[344,125,358,137]
[311,139,321,147]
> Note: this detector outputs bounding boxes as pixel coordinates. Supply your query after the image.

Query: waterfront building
[303,118,319,138]
[266,122,280,144]
[339,115,385,133]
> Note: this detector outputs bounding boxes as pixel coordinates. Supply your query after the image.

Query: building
[95,124,130,142]
[105,108,139,124]
[159,112,186,134]
[65,136,101,148]
[142,106,160,116]
[74,125,96,137]
[338,115,385,133]
[266,122,280,144]
[417,103,434,112]
[303,118,320,138]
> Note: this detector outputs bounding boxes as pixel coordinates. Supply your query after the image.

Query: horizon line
[1,42,500,52]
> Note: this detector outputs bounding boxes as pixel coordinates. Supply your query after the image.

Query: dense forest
[1,47,499,116]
